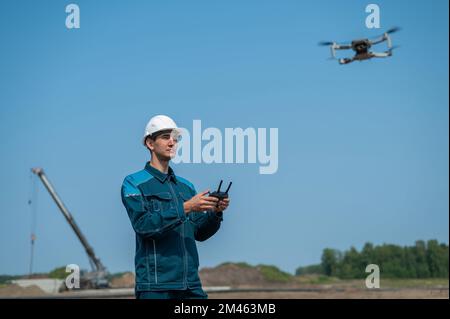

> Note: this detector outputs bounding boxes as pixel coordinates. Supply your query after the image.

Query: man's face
[146,130,180,160]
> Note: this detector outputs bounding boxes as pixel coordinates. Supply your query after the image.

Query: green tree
[414,240,431,278]
[321,248,340,276]
[403,246,417,278]
[295,264,323,276]
[48,266,68,279]
[380,244,406,278]
[340,247,363,279]
[361,242,375,269]
[427,240,448,278]
[304,240,448,280]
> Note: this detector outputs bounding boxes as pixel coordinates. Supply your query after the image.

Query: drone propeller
[386,27,401,34]
[368,27,401,41]
[318,41,334,46]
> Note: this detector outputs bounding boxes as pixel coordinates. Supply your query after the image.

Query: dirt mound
[200,263,267,287]
[0,284,48,298]
[110,272,135,288]
[108,264,291,288]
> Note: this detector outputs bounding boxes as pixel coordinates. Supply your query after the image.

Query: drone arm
[330,45,336,58]
[329,43,351,59]
[339,57,354,65]
[372,27,399,47]
[370,36,386,45]
[334,44,352,50]
[386,34,392,48]
[371,51,392,58]
[371,33,393,48]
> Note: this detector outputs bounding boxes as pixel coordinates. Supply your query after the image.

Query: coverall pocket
[144,191,174,212]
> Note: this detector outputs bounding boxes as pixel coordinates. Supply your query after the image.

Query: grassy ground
[375,278,448,288]
[292,275,448,288]
[208,276,449,299]
[207,289,449,299]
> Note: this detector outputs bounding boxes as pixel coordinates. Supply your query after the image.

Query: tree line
[296,240,449,279]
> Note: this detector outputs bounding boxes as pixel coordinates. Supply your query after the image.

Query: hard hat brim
[142,128,183,146]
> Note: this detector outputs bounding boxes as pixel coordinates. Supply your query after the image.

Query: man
[121,115,230,299]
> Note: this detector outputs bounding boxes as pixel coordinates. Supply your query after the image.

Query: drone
[319,27,400,65]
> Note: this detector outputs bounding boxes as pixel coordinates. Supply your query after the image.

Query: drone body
[320,27,400,65]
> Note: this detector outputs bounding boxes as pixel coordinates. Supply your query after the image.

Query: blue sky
[0,0,448,275]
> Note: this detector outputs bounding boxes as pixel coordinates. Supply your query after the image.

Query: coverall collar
[144,161,177,184]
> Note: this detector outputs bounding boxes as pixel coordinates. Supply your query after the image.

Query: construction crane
[31,167,109,289]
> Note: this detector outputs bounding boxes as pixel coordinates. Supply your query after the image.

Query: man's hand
[183,190,219,214]
[217,198,230,212]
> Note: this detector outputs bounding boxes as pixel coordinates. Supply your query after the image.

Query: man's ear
[145,137,154,151]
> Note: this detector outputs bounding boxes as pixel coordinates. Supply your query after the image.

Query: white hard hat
[142,115,182,145]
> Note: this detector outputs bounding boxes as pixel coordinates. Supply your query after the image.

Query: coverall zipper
[168,180,188,288]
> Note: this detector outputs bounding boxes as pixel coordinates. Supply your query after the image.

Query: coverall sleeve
[121,176,185,239]
[187,187,223,242]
